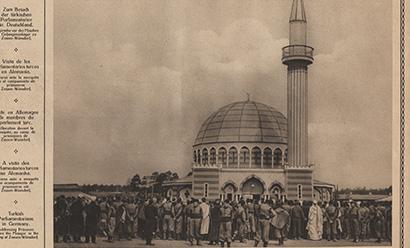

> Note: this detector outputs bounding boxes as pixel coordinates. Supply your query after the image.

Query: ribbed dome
[194,101,287,146]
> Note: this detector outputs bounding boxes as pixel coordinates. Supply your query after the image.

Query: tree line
[81,170,180,193]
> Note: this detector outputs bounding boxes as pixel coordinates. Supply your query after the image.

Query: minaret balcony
[284,162,315,170]
[282,45,314,65]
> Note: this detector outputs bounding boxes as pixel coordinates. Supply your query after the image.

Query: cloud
[188,19,287,76]
[308,33,391,187]
[54,0,392,188]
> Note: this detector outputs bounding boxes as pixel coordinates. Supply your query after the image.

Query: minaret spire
[289,0,308,46]
[290,0,306,22]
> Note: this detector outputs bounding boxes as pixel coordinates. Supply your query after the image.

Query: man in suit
[144,198,158,246]
[290,200,305,240]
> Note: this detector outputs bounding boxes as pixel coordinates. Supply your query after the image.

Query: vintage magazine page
[0,0,408,248]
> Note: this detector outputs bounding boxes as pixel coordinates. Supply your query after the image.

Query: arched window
[202,148,208,165]
[263,148,272,168]
[228,147,238,168]
[274,148,282,167]
[239,147,250,168]
[297,184,303,200]
[284,148,288,163]
[210,148,216,165]
[218,147,227,167]
[197,150,201,164]
[204,183,209,198]
[251,147,262,168]
[193,151,197,164]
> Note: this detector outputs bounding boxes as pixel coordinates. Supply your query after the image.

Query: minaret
[282,0,314,200]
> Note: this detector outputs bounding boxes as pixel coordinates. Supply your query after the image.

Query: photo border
[47,0,406,247]
[399,0,405,247]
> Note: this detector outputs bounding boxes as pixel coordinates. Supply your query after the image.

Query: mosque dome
[194,100,288,146]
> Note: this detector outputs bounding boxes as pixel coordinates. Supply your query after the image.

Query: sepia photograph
[53,0,392,247]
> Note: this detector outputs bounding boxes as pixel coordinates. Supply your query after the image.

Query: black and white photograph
[53,0,393,247]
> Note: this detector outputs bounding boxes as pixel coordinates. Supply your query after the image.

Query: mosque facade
[164,0,334,202]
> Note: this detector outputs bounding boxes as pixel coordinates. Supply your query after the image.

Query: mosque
[163,0,334,202]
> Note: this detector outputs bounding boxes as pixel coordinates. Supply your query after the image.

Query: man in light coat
[200,198,210,238]
[306,200,324,241]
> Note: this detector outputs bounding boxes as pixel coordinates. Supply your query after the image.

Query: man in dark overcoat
[208,199,221,245]
[70,197,84,242]
[144,198,158,245]
[85,199,101,243]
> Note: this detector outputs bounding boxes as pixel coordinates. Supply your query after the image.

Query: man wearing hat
[144,198,158,246]
[245,198,257,240]
[209,199,221,245]
[115,200,130,240]
[341,201,352,240]
[200,198,210,240]
[174,198,184,240]
[235,200,247,243]
[325,201,338,242]
[350,201,360,243]
[162,197,175,240]
[271,201,290,246]
[125,198,137,239]
[358,201,369,241]
[290,200,305,240]
[54,195,70,243]
[70,196,84,243]
[184,199,193,241]
[85,198,101,243]
[256,198,275,247]
[373,203,384,243]
[306,200,323,241]
[189,198,203,245]
[219,199,233,247]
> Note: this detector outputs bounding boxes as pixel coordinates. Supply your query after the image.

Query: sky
[54,0,392,188]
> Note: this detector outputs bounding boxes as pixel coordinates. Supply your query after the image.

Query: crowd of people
[54,194,392,247]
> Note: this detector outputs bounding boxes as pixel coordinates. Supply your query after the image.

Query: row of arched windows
[193,146,287,169]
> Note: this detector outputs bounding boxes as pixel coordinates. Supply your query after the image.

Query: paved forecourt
[54,238,391,248]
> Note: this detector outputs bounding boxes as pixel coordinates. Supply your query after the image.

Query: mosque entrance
[222,183,237,202]
[242,177,264,199]
[270,185,283,201]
